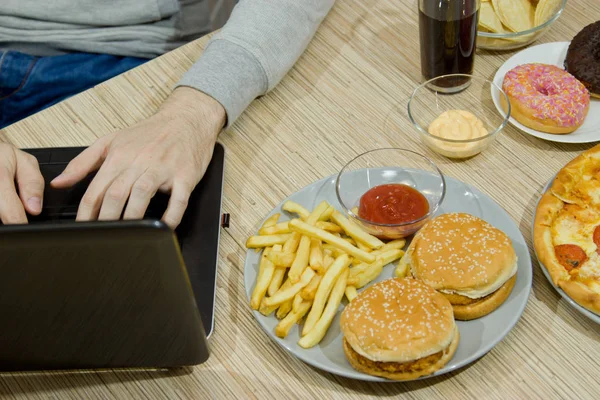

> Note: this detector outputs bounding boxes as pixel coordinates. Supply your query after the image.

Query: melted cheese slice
[551,205,600,295]
[551,204,600,256]
[554,158,600,207]
[578,252,600,281]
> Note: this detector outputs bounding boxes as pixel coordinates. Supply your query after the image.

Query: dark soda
[419,0,479,89]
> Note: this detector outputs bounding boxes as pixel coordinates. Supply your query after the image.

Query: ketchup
[358,184,429,225]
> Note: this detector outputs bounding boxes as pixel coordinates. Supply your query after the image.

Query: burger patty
[443,291,494,305]
[343,338,443,374]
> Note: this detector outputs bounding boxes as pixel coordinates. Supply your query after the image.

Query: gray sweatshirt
[0,0,335,127]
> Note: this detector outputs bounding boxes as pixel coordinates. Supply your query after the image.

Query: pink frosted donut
[501,63,590,134]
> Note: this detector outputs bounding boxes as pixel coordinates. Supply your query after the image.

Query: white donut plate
[491,42,600,144]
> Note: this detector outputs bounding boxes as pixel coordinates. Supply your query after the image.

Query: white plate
[532,178,600,324]
[491,42,600,144]
[244,173,533,381]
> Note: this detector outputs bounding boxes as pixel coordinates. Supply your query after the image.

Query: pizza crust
[559,279,600,315]
[533,192,569,285]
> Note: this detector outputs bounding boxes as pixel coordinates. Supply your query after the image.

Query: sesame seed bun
[340,278,458,380]
[401,213,517,319]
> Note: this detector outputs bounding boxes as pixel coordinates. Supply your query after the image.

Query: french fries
[267,250,295,267]
[283,232,302,253]
[300,274,322,301]
[354,257,386,289]
[309,238,324,271]
[289,219,375,263]
[282,200,310,220]
[288,236,311,282]
[292,293,305,313]
[275,299,311,338]
[250,249,276,310]
[261,213,280,229]
[263,267,316,307]
[276,298,293,319]
[323,254,335,269]
[345,285,358,302]
[288,201,330,282]
[322,244,347,258]
[318,205,335,222]
[247,200,407,348]
[258,221,290,235]
[303,254,351,335]
[267,245,286,296]
[356,241,371,252]
[246,234,292,248]
[268,267,286,296]
[316,221,343,234]
[259,299,279,316]
[350,249,404,280]
[331,210,385,250]
[371,239,406,257]
[298,268,349,349]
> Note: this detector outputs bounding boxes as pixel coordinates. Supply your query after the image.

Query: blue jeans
[0,51,148,129]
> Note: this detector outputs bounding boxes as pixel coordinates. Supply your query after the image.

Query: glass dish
[477,0,567,50]
[408,74,510,159]
[335,148,445,239]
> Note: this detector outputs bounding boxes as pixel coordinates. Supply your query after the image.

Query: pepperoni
[554,244,587,271]
[594,226,600,255]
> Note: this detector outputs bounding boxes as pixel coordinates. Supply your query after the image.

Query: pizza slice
[552,147,600,207]
[534,146,600,315]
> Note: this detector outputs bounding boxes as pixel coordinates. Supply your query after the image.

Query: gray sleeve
[175,0,336,128]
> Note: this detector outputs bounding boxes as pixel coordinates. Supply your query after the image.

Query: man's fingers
[76,165,121,221]
[0,168,28,224]
[161,182,193,229]
[15,151,45,215]
[123,171,161,221]
[51,142,107,188]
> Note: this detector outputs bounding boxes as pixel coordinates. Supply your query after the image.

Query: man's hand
[0,143,44,224]
[51,88,226,229]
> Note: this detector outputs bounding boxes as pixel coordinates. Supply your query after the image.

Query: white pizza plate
[532,178,600,324]
[491,42,600,144]
[244,172,533,381]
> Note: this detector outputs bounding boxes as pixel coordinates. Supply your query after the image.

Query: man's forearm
[175,0,336,128]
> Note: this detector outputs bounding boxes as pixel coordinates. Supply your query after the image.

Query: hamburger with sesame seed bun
[397,213,517,320]
[340,278,459,381]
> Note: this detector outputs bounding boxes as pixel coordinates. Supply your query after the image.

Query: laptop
[0,143,225,371]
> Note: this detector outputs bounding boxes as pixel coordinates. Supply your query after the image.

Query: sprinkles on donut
[501,63,590,135]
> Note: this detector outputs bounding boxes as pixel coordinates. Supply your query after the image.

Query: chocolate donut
[565,21,600,98]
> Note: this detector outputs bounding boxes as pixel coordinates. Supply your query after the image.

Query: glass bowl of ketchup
[335,148,445,239]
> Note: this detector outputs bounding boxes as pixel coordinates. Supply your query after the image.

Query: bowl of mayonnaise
[407,74,510,159]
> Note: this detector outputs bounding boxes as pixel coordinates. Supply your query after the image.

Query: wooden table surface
[2,1,599,399]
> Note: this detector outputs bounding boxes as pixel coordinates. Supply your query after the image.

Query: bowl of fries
[477,0,566,50]
[335,148,445,239]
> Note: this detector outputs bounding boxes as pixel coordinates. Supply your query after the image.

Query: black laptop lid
[0,220,209,370]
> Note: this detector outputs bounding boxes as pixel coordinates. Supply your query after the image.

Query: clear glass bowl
[408,74,510,159]
[335,148,445,239]
[477,0,567,50]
